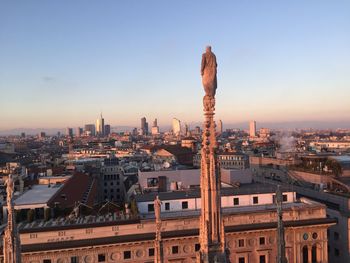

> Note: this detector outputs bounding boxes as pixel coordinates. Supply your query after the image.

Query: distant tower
[66,127,73,138]
[249,120,256,137]
[84,124,96,136]
[217,120,223,135]
[96,113,105,136]
[184,123,189,136]
[39,132,46,139]
[104,124,111,136]
[76,127,83,137]
[3,175,21,263]
[172,118,181,136]
[276,185,287,263]
[152,118,160,135]
[141,117,148,135]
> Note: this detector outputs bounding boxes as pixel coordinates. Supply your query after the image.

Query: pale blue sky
[1,1,349,129]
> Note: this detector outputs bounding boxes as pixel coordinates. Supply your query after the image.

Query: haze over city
[2,2,350,263]
[1,0,350,131]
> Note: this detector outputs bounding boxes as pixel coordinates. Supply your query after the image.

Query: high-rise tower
[96,113,105,136]
[172,118,181,136]
[198,46,227,263]
[249,120,256,138]
[141,117,148,135]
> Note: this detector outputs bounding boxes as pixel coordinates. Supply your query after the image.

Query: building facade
[14,189,334,263]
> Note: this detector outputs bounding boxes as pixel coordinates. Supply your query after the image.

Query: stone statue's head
[206,45,212,52]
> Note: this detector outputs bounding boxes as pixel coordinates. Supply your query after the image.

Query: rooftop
[13,184,62,206]
[135,183,292,202]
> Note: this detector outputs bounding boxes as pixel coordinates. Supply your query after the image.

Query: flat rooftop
[17,197,321,233]
[135,183,293,202]
[13,184,62,207]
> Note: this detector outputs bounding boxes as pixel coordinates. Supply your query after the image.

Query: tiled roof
[48,172,97,209]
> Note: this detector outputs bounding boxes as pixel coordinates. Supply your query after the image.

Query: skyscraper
[249,120,256,137]
[104,124,111,136]
[76,127,83,137]
[217,119,223,134]
[172,118,181,136]
[96,113,105,136]
[66,128,73,138]
[152,118,160,135]
[141,117,148,135]
[84,124,96,136]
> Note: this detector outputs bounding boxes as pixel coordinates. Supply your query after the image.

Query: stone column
[307,245,312,263]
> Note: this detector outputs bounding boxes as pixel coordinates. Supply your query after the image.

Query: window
[148,248,155,257]
[259,255,266,263]
[71,257,79,263]
[182,201,188,209]
[253,196,259,204]
[98,254,106,262]
[165,202,170,211]
[43,260,51,263]
[148,204,154,212]
[233,198,239,206]
[283,194,287,202]
[124,251,131,259]
[195,243,200,251]
[334,232,339,240]
[172,246,179,254]
[239,257,245,263]
[259,237,265,245]
[238,239,245,247]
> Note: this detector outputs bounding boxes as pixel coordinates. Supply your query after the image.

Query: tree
[325,159,343,177]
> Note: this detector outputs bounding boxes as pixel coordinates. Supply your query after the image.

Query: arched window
[302,245,308,263]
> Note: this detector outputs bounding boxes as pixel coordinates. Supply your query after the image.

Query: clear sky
[1,1,349,130]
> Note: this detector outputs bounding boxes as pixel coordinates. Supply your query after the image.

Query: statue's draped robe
[201,51,217,97]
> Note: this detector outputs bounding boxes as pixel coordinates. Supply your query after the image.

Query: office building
[96,114,105,136]
[84,124,96,136]
[172,118,181,136]
[141,117,148,135]
[249,120,256,138]
[104,125,111,136]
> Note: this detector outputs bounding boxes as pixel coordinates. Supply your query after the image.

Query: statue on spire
[198,46,227,263]
[3,174,22,263]
[154,195,163,263]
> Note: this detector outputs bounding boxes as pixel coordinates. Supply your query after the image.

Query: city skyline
[1,1,350,130]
